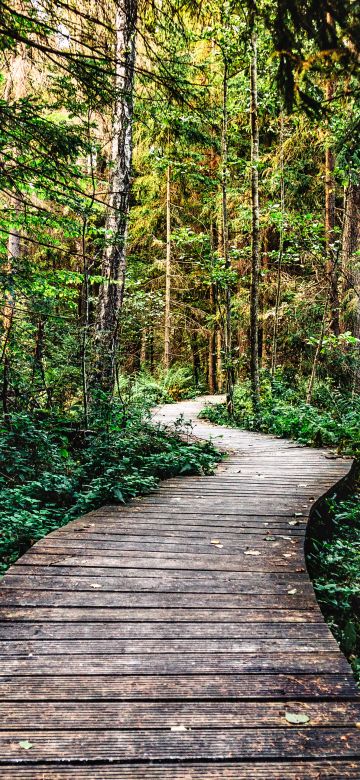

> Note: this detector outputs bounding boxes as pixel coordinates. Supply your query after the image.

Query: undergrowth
[0,399,219,575]
[307,476,360,682]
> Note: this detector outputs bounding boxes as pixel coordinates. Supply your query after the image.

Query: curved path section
[0,397,359,778]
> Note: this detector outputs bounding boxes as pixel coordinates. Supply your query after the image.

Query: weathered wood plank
[0,607,321,623]
[0,673,357,700]
[0,637,339,655]
[0,652,350,675]
[0,763,359,779]
[0,727,359,761]
[0,621,331,639]
[2,701,359,728]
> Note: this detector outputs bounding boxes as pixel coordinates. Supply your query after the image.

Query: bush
[307,480,360,682]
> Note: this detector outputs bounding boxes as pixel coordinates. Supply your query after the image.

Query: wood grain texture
[0,396,358,778]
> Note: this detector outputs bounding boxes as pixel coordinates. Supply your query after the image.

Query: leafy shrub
[307,481,360,681]
[0,400,220,575]
[116,366,204,406]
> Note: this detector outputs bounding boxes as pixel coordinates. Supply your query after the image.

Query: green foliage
[0,400,220,575]
[200,373,360,454]
[307,482,360,681]
[117,367,204,406]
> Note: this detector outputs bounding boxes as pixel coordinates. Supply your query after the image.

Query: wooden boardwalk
[0,396,359,778]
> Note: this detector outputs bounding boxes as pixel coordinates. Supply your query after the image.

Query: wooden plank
[1,701,360,729]
[0,763,359,779]
[0,621,331,639]
[1,673,357,700]
[0,589,317,609]
[0,727,359,761]
[0,652,350,675]
[0,637,339,655]
[0,607,321,623]
[1,574,315,594]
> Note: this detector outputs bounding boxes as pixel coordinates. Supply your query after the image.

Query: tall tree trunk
[2,46,29,414]
[324,14,340,336]
[342,181,360,337]
[250,31,260,413]
[140,328,147,368]
[271,112,285,378]
[164,161,171,370]
[342,180,360,389]
[216,330,223,392]
[221,59,234,416]
[96,0,137,393]
[208,283,217,394]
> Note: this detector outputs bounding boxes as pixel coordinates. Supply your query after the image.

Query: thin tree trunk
[208,283,217,394]
[271,112,285,378]
[164,161,171,371]
[341,179,360,388]
[221,59,234,416]
[342,180,360,336]
[216,330,223,392]
[306,289,329,404]
[140,328,147,368]
[96,0,138,393]
[325,14,340,336]
[250,31,260,412]
[2,46,29,413]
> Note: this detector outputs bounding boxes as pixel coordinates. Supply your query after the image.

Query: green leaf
[284,712,310,725]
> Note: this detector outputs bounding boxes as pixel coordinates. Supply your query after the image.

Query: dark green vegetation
[0,399,219,575]
[308,475,360,682]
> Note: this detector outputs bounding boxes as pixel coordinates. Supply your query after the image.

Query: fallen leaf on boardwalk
[289,520,299,526]
[296,568,305,572]
[170,725,190,732]
[298,483,308,487]
[283,553,293,558]
[287,588,297,595]
[210,539,221,545]
[89,584,102,589]
[244,550,261,556]
[284,712,310,725]
[294,512,304,517]
[264,536,277,542]
[19,741,33,750]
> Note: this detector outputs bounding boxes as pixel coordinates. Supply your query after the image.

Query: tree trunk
[342,180,360,389]
[95,0,138,394]
[216,330,223,392]
[324,15,340,336]
[271,112,285,378]
[342,181,360,337]
[164,162,171,371]
[1,46,30,413]
[250,31,260,413]
[221,59,234,416]
[208,283,217,394]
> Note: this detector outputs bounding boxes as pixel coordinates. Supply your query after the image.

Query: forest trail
[0,396,359,778]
